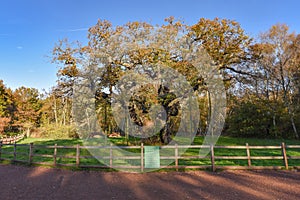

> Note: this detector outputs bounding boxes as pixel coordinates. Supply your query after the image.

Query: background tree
[0,80,15,135]
[248,24,300,139]
[13,87,42,136]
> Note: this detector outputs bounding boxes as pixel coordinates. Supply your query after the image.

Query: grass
[0,136,300,171]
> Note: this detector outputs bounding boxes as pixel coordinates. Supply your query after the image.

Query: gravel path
[0,164,300,200]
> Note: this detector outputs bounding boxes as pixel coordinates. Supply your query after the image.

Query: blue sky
[0,0,299,92]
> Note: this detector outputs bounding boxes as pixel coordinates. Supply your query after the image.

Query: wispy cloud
[56,27,89,32]
[17,46,23,50]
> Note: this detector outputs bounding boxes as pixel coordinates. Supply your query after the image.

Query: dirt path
[0,164,300,200]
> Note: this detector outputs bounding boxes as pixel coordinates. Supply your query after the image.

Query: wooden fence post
[13,142,17,161]
[175,143,179,171]
[76,144,80,167]
[246,143,251,167]
[110,143,113,168]
[53,144,57,166]
[281,142,288,170]
[28,143,33,164]
[141,143,144,173]
[210,144,215,172]
[0,141,2,159]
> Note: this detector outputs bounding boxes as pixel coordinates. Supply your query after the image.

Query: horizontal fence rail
[0,142,299,172]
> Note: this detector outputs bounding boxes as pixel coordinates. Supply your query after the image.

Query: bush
[225,101,272,138]
[33,124,79,139]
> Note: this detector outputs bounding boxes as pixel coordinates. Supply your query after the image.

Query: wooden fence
[0,133,25,144]
[0,142,299,172]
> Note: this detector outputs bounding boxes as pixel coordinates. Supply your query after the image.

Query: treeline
[0,17,299,141]
[0,81,75,138]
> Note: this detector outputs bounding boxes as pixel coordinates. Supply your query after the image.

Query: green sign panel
[144,146,160,168]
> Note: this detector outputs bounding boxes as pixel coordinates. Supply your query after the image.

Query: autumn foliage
[0,17,299,141]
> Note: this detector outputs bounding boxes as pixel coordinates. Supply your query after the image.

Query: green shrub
[34,124,78,139]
